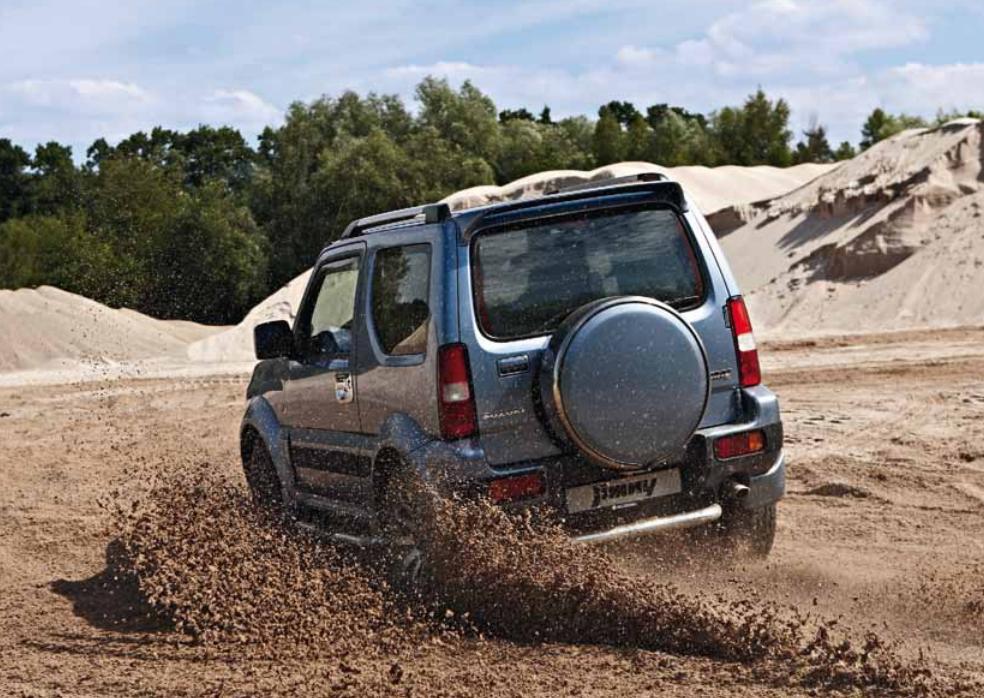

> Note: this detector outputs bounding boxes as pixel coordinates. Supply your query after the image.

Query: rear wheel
[719,503,776,558]
[243,441,284,512]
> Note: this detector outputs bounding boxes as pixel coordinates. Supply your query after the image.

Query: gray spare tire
[538,297,709,470]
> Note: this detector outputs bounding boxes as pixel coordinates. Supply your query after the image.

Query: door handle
[333,372,353,403]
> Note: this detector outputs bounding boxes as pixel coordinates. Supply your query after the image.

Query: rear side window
[472,207,704,340]
[371,244,431,355]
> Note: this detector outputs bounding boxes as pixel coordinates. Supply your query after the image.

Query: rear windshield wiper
[666,295,702,310]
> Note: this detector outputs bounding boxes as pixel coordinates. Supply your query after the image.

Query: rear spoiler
[459,178,688,240]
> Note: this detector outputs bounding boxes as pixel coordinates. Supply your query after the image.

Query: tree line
[0,77,978,324]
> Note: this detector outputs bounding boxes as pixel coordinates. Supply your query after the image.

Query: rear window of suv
[472,206,705,340]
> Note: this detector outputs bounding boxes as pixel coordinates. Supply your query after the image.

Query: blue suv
[242,174,785,561]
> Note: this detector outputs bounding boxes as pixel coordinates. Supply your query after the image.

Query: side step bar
[573,504,722,545]
[295,521,387,547]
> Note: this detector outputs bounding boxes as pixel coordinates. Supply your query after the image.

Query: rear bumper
[571,451,784,544]
[744,450,785,510]
[406,385,785,538]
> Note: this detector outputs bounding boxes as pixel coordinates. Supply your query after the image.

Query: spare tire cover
[539,297,709,470]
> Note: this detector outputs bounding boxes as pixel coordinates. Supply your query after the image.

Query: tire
[243,441,284,512]
[719,503,777,559]
[377,464,430,590]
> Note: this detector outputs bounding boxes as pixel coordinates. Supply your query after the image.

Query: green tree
[833,141,857,161]
[541,118,594,171]
[859,108,892,149]
[933,108,984,126]
[792,122,835,164]
[624,114,652,162]
[31,142,82,214]
[149,182,267,323]
[175,126,255,192]
[499,108,535,123]
[0,139,32,222]
[592,110,625,166]
[711,90,792,166]
[497,118,547,181]
[416,77,499,163]
[859,108,928,149]
[600,100,641,128]
[647,108,695,166]
[0,213,112,293]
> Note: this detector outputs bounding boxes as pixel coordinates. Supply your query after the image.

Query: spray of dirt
[415,493,958,695]
[110,463,414,655]
[110,462,972,696]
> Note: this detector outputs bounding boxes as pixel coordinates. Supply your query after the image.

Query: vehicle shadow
[49,539,170,634]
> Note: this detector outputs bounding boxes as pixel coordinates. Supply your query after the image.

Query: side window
[298,257,361,358]
[371,245,431,356]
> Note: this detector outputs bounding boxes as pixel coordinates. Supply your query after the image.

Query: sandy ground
[1,329,983,696]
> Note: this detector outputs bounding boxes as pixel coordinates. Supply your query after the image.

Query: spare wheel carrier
[537,296,710,471]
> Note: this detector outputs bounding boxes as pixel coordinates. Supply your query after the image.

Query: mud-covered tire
[719,503,776,559]
[377,465,431,590]
[243,442,284,512]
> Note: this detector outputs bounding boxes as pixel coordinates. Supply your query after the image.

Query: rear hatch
[456,194,743,468]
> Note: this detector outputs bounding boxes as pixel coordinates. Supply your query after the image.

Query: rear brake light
[727,296,761,387]
[714,429,766,459]
[438,343,478,440]
[489,472,545,504]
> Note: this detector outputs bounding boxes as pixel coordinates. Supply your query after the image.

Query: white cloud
[7,79,151,112]
[385,62,489,79]
[671,0,928,77]
[203,89,281,127]
[615,45,665,66]
[882,62,984,110]
[0,78,281,155]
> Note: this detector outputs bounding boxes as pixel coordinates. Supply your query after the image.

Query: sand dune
[720,119,984,336]
[0,286,221,373]
[441,161,835,216]
[187,271,310,363]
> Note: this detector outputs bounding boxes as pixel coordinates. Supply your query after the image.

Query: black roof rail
[545,171,667,195]
[339,202,450,239]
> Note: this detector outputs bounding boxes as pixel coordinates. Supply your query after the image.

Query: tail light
[489,472,545,504]
[714,429,766,459]
[438,343,478,440]
[727,296,761,387]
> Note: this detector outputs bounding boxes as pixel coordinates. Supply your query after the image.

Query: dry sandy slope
[441,161,835,217]
[720,119,984,335]
[0,286,222,373]
[1,330,982,695]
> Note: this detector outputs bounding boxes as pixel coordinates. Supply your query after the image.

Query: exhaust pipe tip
[726,480,750,501]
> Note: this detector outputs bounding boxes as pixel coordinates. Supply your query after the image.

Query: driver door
[285,247,368,499]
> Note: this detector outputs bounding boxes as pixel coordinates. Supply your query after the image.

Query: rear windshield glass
[472,207,705,340]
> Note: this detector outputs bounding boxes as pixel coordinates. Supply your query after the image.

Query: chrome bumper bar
[573,503,722,544]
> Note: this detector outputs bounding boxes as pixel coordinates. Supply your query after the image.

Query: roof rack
[545,171,667,195]
[340,202,450,239]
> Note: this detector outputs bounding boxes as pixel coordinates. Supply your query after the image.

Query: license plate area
[566,468,682,514]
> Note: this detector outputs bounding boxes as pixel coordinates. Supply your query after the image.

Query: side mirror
[254,320,294,359]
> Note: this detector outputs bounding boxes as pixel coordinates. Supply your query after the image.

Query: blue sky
[2,0,983,158]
